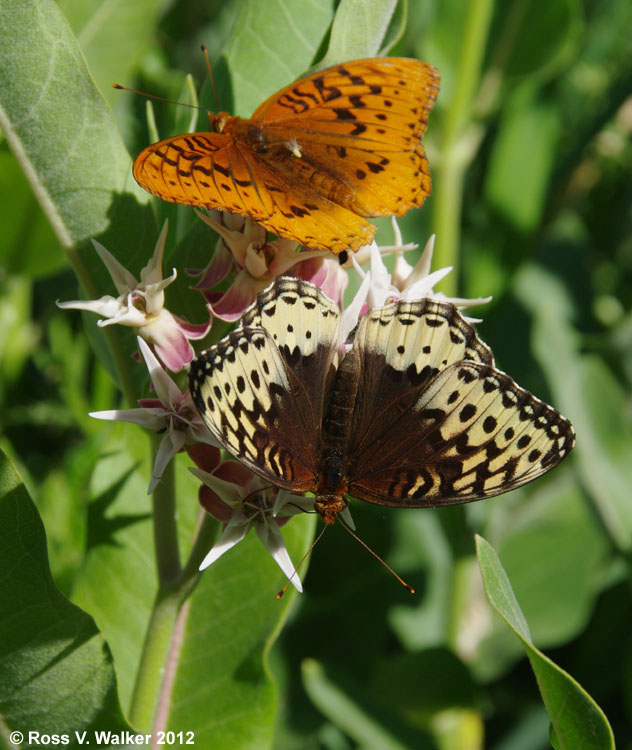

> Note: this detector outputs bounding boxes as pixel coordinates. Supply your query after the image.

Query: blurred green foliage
[1,0,631,748]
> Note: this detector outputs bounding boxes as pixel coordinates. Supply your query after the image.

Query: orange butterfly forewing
[133,58,440,254]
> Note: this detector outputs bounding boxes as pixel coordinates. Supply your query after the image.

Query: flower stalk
[432,0,494,294]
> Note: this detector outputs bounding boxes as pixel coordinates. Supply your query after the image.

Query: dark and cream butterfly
[133,58,439,254]
[189,278,574,523]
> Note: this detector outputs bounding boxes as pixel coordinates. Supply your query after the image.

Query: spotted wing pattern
[189,277,341,490]
[190,279,575,514]
[253,58,439,221]
[133,57,439,253]
[342,299,494,462]
[344,302,575,507]
[133,133,272,220]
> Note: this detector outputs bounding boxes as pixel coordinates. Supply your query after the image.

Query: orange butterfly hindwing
[133,58,440,254]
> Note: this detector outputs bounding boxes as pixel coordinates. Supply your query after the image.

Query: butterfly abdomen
[315,349,362,512]
[321,348,360,445]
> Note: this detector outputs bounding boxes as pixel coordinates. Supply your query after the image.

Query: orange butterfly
[133,58,439,254]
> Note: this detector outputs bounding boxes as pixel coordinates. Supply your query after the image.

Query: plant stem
[128,589,181,730]
[429,0,493,648]
[179,511,220,591]
[432,0,494,295]
[129,443,183,729]
[129,453,220,729]
[151,454,181,584]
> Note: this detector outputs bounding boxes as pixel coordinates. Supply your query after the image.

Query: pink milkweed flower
[90,337,217,494]
[57,221,212,372]
[191,210,332,321]
[292,254,349,310]
[189,449,314,592]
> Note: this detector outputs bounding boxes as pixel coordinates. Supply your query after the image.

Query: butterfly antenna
[337,517,415,594]
[276,522,329,599]
[201,44,221,112]
[112,84,212,116]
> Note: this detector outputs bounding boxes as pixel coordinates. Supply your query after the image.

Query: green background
[0,0,630,748]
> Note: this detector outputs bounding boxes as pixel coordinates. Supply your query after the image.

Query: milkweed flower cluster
[58,222,211,372]
[59,214,488,589]
[191,209,335,320]
[90,337,217,494]
[188,442,314,591]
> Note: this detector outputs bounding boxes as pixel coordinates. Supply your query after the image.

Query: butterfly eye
[214,113,229,132]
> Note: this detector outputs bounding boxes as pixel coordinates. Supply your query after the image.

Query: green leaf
[490,0,584,80]
[318,0,399,68]
[57,0,165,109]
[472,471,612,683]
[72,422,317,745]
[215,0,334,118]
[0,0,155,278]
[0,448,134,745]
[0,0,159,401]
[302,659,434,750]
[515,264,632,552]
[0,148,63,277]
[484,83,561,231]
[388,512,454,650]
[70,424,159,709]
[166,512,316,748]
[476,535,615,749]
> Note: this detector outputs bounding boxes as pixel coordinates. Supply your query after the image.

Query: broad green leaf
[515,264,632,552]
[476,535,615,749]
[0,148,63,278]
[0,0,155,280]
[318,0,399,69]
[57,0,165,109]
[0,0,158,399]
[484,83,561,231]
[489,0,583,80]
[72,422,316,745]
[555,354,632,551]
[215,0,334,118]
[70,423,159,710]
[166,512,316,748]
[473,472,612,680]
[0,448,134,746]
[491,473,610,645]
